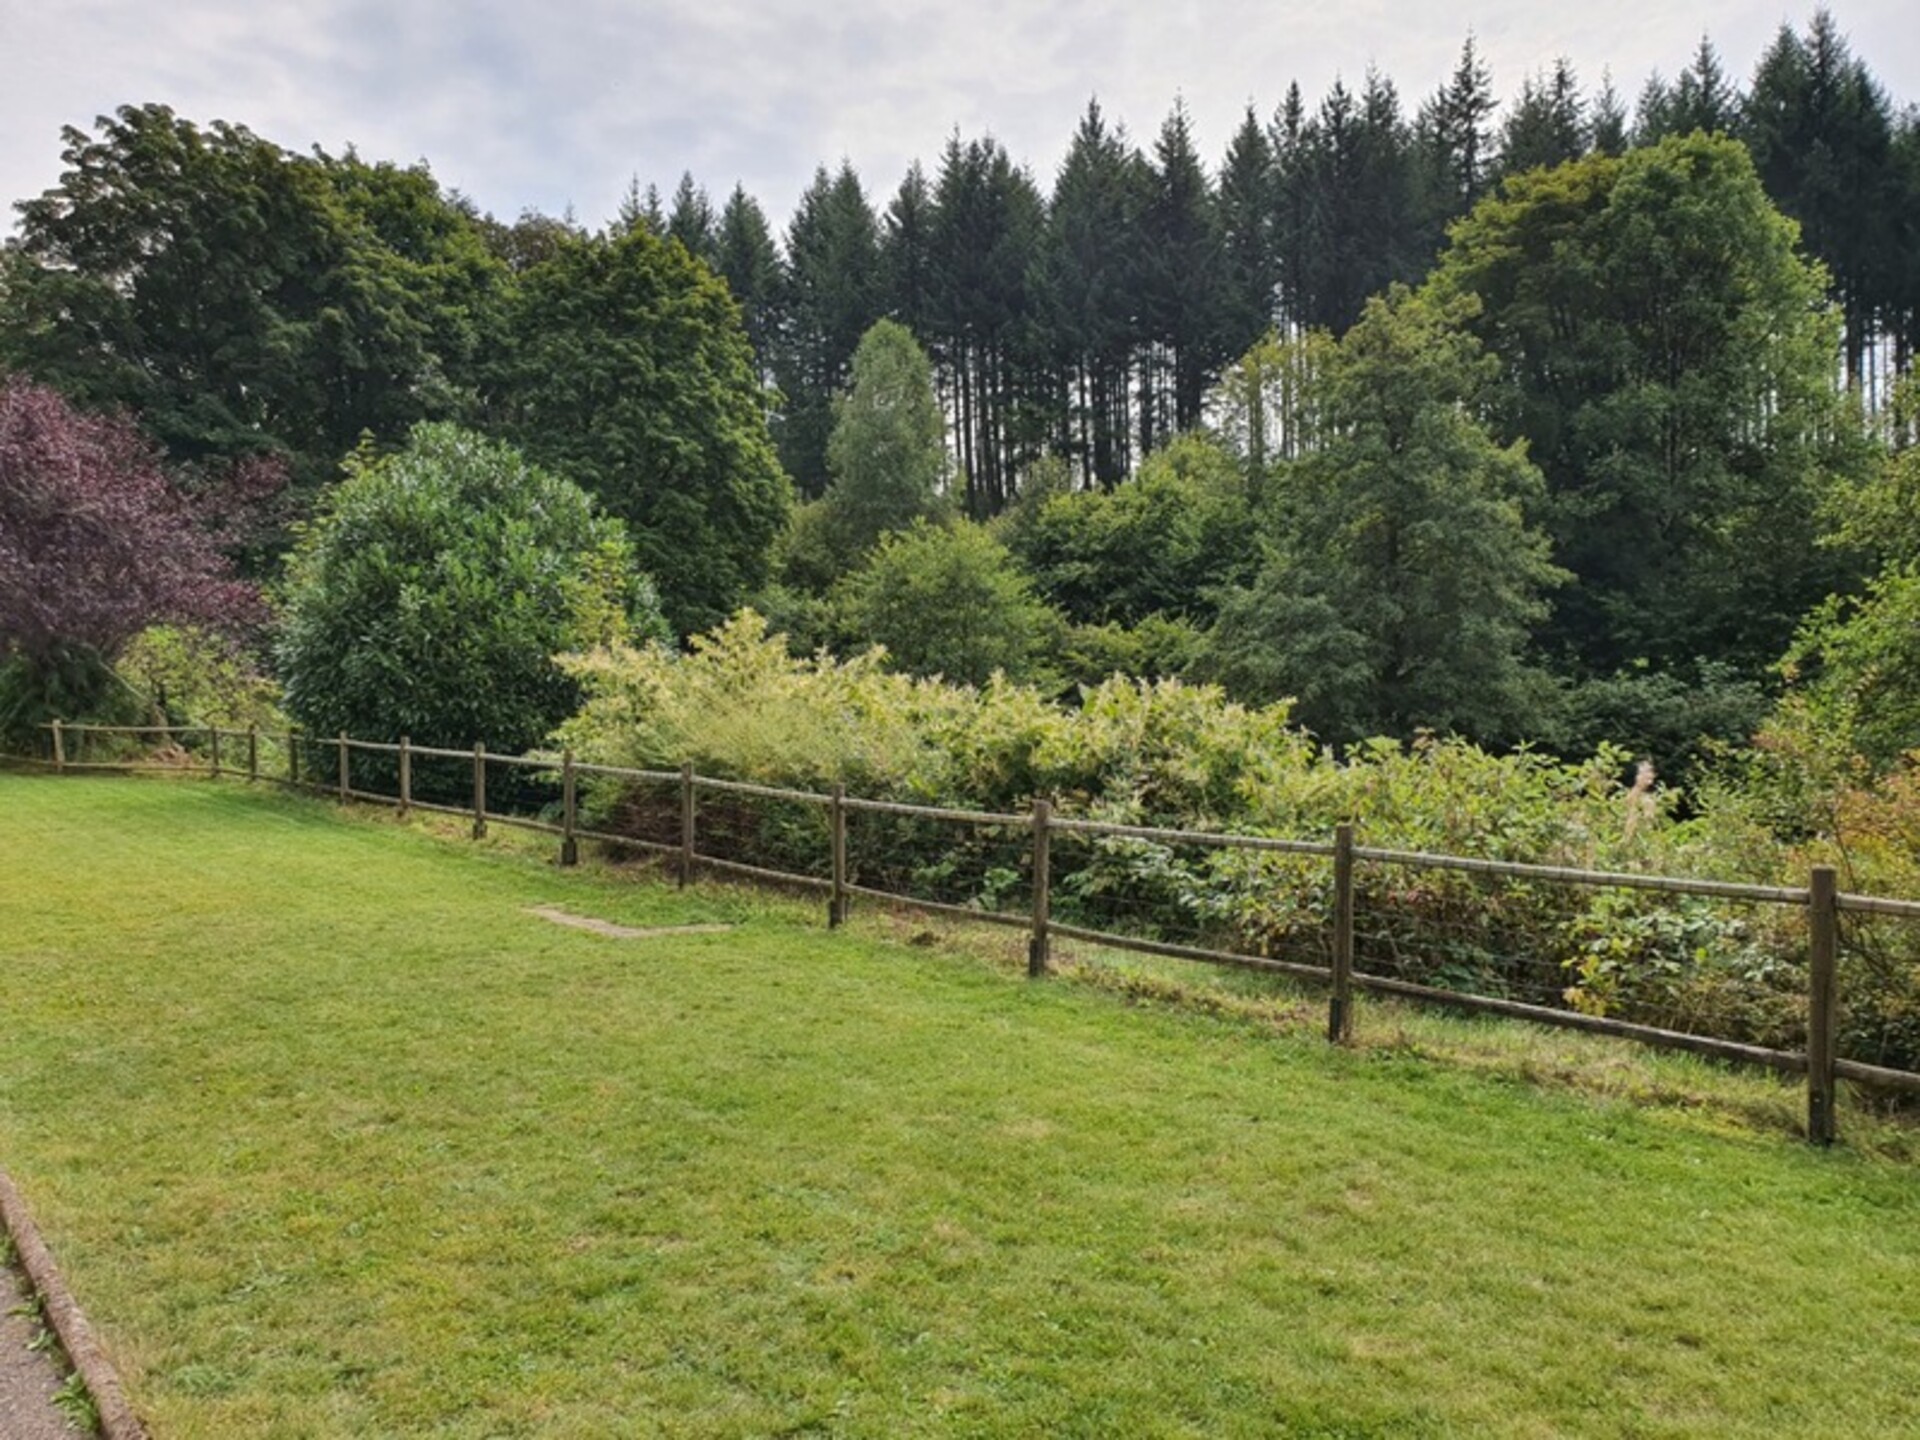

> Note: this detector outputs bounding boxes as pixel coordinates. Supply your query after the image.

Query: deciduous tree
[1208,291,1562,743]
[0,373,261,739]
[492,226,791,636]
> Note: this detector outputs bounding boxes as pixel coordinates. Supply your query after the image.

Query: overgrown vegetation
[552,613,1920,1072]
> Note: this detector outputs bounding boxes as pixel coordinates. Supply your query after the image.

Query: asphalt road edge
[0,1170,146,1440]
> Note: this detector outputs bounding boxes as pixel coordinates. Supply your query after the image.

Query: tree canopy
[0,372,262,739]
[1427,131,1863,675]
[832,519,1060,688]
[819,319,949,564]
[1209,291,1563,743]
[0,105,503,490]
[489,226,791,637]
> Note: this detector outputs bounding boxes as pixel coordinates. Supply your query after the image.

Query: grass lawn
[2,771,1917,1437]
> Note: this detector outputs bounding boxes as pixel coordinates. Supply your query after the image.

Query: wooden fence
[34,720,1920,1143]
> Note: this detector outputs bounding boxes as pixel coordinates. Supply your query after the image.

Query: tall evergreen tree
[1588,73,1630,156]
[713,184,782,378]
[926,133,1047,515]
[615,175,665,235]
[1217,107,1277,359]
[880,163,937,340]
[1671,35,1743,135]
[1744,11,1897,390]
[774,162,882,495]
[1891,114,1920,378]
[1426,37,1498,211]
[1497,60,1586,177]
[1038,100,1148,490]
[1280,73,1418,334]
[666,172,718,264]
[1270,83,1313,334]
[1138,100,1226,446]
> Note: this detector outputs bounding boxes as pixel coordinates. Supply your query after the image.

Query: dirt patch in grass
[525,905,734,940]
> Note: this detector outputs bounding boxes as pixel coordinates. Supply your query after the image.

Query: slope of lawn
[1,771,1916,1438]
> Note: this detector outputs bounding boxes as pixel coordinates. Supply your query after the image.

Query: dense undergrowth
[554,614,1920,1074]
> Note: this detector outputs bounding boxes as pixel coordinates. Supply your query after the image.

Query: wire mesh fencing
[1046,819,1337,985]
[691,776,835,893]
[841,797,1035,927]
[1347,851,1811,1067]
[1835,893,1920,1083]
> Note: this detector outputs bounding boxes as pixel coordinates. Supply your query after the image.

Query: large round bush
[275,423,664,756]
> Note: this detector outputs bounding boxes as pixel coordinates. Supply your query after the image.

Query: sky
[3,1,1916,237]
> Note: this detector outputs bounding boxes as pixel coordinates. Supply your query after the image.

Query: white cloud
[2,0,1916,239]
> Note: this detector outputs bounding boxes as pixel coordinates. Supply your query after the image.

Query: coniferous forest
[3,10,1918,790]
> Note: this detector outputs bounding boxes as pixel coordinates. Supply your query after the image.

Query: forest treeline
[1,8,1917,782]
[5,13,1914,506]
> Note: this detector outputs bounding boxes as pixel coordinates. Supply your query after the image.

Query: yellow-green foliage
[556,608,1678,857]
[552,609,1920,1067]
[554,611,968,797]
[115,625,286,731]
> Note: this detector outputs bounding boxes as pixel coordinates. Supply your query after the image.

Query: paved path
[0,1259,86,1438]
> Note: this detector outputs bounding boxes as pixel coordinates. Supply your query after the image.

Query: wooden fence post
[1028,797,1053,978]
[337,732,349,803]
[247,724,258,783]
[472,742,488,839]
[1329,822,1355,1044]
[829,783,848,928]
[51,719,64,774]
[290,730,301,789]
[679,762,695,888]
[210,727,222,778]
[560,748,579,866]
[1808,865,1839,1146]
[398,736,412,819]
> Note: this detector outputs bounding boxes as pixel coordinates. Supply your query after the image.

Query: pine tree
[666,171,718,263]
[1138,99,1225,447]
[1744,11,1897,390]
[1670,35,1742,135]
[1430,37,1497,210]
[880,163,937,339]
[713,184,782,378]
[775,162,882,495]
[615,175,664,235]
[1039,99,1148,489]
[1589,73,1629,156]
[1217,107,1277,359]
[1281,74,1417,334]
[926,134,1047,515]
[1270,83,1312,334]
[1497,60,1586,177]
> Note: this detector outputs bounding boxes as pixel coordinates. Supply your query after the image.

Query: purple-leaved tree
[0,374,267,737]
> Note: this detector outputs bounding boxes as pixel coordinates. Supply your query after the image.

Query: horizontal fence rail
[30,720,1920,1140]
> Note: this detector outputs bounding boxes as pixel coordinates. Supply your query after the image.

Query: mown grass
[1,771,1917,1438]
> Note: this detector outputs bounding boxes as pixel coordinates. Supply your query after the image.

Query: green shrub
[276,423,665,769]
